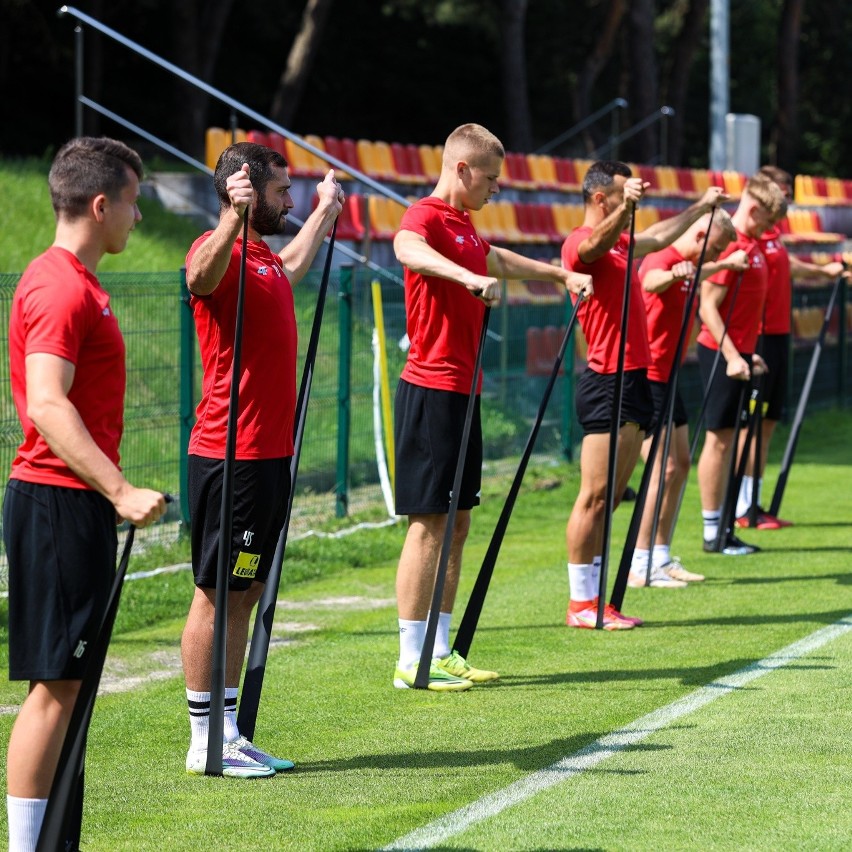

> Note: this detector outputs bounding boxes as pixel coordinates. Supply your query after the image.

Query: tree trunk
[626,0,659,164]
[573,0,626,155]
[775,0,802,170]
[665,0,709,166]
[501,0,533,152]
[269,0,336,129]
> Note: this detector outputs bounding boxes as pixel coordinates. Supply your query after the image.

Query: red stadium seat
[554,157,580,191]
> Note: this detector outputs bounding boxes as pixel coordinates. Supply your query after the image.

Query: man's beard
[251,196,287,236]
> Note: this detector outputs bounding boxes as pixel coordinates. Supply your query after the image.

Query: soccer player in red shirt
[392,124,592,690]
[561,161,725,628]
[4,137,165,850]
[735,165,848,529]
[628,209,748,588]
[695,174,786,554]
[181,142,344,776]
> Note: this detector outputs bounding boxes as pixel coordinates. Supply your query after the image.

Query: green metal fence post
[336,265,353,517]
[561,296,577,461]
[179,268,194,532]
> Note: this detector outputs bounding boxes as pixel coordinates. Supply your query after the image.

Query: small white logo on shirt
[456,236,465,245]
[257,266,269,276]
[243,530,254,546]
[73,640,87,659]
[102,308,111,316]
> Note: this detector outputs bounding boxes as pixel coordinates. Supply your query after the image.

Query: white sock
[7,795,47,852]
[187,688,211,752]
[631,548,651,573]
[398,618,426,669]
[652,544,671,568]
[432,612,452,659]
[568,563,595,603]
[737,475,754,518]
[224,687,240,743]
[703,509,720,542]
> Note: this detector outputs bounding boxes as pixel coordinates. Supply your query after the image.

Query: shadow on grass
[728,572,851,586]
[295,731,671,774]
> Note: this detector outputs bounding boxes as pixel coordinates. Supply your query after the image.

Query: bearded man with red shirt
[561,161,725,629]
[4,137,165,851]
[392,123,592,690]
[181,142,343,777]
[695,173,786,554]
[627,209,747,589]
[734,165,849,529]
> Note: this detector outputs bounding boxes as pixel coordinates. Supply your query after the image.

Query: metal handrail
[535,98,628,156]
[57,6,410,208]
[588,106,675,163]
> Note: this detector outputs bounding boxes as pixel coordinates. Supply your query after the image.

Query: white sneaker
[186,741,275,779]
[628,566,687,588]
[665,558,705,582]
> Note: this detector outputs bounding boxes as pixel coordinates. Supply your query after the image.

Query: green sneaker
[393,661,473,691]
[435,650,499,683]
[231,735,295,772]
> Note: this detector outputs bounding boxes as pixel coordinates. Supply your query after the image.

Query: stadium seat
[205,127,230,171]
[285,135,327,178]
[493,200,524,243]
[390,142,427,184]
[525,327,550,376]
[691,168,712,193]
[527,154,559,190]
[722,170,746,198]
[246,129,271,147]
[417,144,443,182]
[503,152,536,189]
[265,132,288,157]
[515,202,546,244]
[468,203,502,242]
[825,177,846,204]
[323,136,358,180]
[356,139,397,182]
[554,157,581,192]
[634,206,660,230]
[574,159,593,186]
[532,203,562,243]
[674,167,697,197]
[551,203,584,234]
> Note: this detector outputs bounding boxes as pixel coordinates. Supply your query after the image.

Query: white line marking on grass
[383,615,852,851]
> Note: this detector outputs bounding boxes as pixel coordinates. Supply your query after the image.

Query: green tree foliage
[0,0,849,175]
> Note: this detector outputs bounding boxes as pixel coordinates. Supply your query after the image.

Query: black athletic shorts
[575,367,655,436]
[756,333,789,421]
[3,480,117,681]
[188,455,291,590]
[394,379,482,515]
[645,379,688,435]
[697,342,751,430]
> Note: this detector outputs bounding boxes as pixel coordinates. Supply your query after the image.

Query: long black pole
[595,208,635,629]
[414,307,491,688]
[713,381,750,551]
[205,207,250,775]
[238,220,338,739]
[768,274,843,517]
[610,209,716,609]
[453,297,583,657]
[36,526,137,852]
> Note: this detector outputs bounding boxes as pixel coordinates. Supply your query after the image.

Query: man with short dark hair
[4,136,166,851]
[561,161,725,627]
[181,141,343,776]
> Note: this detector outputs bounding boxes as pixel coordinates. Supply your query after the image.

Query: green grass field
[0,408,849,850]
